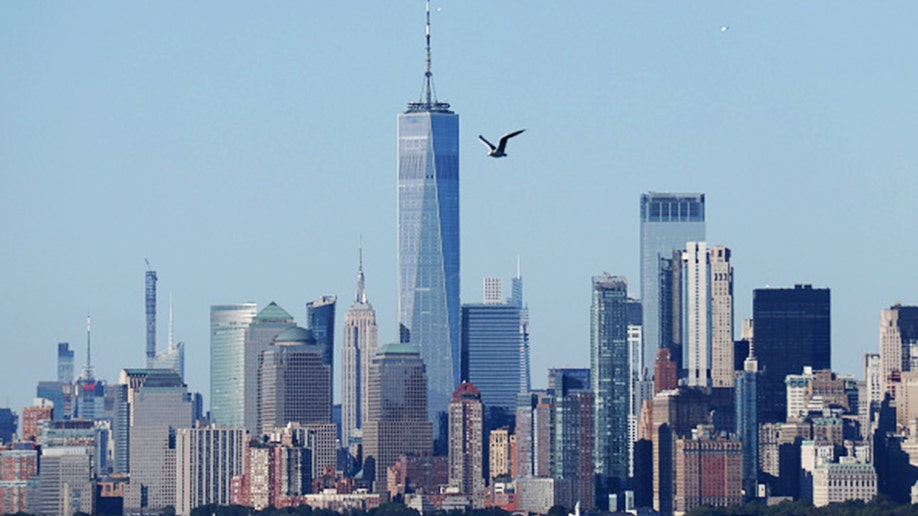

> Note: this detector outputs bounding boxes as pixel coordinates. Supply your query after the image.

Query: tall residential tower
[591,274,630,508]
[397,2,460,433]
[146,264,157,368]
[709,246,734,387]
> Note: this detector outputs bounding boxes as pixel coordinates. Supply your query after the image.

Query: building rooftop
[274,326,314,344]
[378,342,420,356]
[255,301,294,322]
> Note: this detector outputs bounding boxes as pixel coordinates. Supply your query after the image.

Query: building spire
[356,237,367,304]
[424,0,432,106]
[83,312,94,380]
[408,0,450,112]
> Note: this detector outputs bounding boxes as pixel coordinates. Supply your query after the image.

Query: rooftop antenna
[409,0,449,112]
[356,236,367,304]
[83,312,94,380]
[424,0,432,107]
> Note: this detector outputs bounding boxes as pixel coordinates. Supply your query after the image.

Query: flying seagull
[479,129,525,158]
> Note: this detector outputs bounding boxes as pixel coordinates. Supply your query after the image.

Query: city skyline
[4,2,918,415]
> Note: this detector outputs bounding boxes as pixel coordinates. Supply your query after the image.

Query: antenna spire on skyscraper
[356,237,367,304]
[409,0,450,112]
[83,312,95,380]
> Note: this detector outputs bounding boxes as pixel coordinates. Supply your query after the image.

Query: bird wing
[478,135,496,152]
[496,129,525,153]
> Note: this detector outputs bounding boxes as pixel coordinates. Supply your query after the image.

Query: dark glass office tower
[397,11,460,435]
[57,342,74,384]
[591,274,630,509]
[640,193,705,376]
[753,284,830,423]
[307,295,337,391]
[548,368,591,395]
[460,303,522,423]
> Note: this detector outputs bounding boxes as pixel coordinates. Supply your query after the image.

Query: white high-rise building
[786,367,815,421]
[341,249,379,449]
[862,353,882,435]
[627,322,645,479]
[681,243,733,389]
[175,425,247,516]
[682,242,711,388]
[484,277,502,305]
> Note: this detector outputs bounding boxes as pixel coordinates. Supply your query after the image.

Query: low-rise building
[0,446,38,513]
[812,462,877,507]
[673,432,743,513]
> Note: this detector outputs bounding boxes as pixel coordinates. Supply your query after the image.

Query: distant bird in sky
[721,25,729,32]
[478,129,525,158]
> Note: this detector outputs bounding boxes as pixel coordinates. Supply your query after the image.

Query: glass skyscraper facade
[307,296,336,421]
[640,193,705,376]
[397,100,460,429]
[57,342,74,384]
[735,355,759,501]
[591,274,630,508]
[210,303,257,428]
[460,303,524,425]
[752,284,830,423]
[307,295,336,374]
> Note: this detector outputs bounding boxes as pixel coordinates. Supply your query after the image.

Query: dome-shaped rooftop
[274,326,314,344]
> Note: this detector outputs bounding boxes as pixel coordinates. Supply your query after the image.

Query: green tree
[370,502,420,516]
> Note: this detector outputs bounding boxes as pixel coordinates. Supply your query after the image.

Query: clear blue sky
[3,2,917,414]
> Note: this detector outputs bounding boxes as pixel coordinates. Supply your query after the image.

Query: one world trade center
[397,2,460,441]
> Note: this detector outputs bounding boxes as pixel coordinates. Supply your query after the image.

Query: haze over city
[3,1,917,416]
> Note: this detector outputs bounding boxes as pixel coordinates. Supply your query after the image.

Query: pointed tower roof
[356,241,367,304]
[254,301,294,322]
[407,0,451,113]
